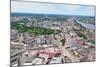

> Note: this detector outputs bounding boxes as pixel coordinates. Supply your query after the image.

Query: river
[77,21,95,30]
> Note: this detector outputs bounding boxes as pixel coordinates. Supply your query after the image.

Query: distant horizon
[11,12,95,17]
[11,1,95,16]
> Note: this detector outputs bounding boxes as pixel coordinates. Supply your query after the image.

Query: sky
[11,1,95,16]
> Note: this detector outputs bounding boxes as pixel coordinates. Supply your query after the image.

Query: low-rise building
[49,57,62,64]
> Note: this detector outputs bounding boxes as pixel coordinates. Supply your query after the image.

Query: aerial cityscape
[11,1,95,67]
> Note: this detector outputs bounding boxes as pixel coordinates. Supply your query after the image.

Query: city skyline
[11,1,95,66]
[11,1,95,16]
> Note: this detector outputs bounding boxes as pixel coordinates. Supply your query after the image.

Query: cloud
[11,1,95,16]
[11,1,60,13]
[63,5,81,11]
